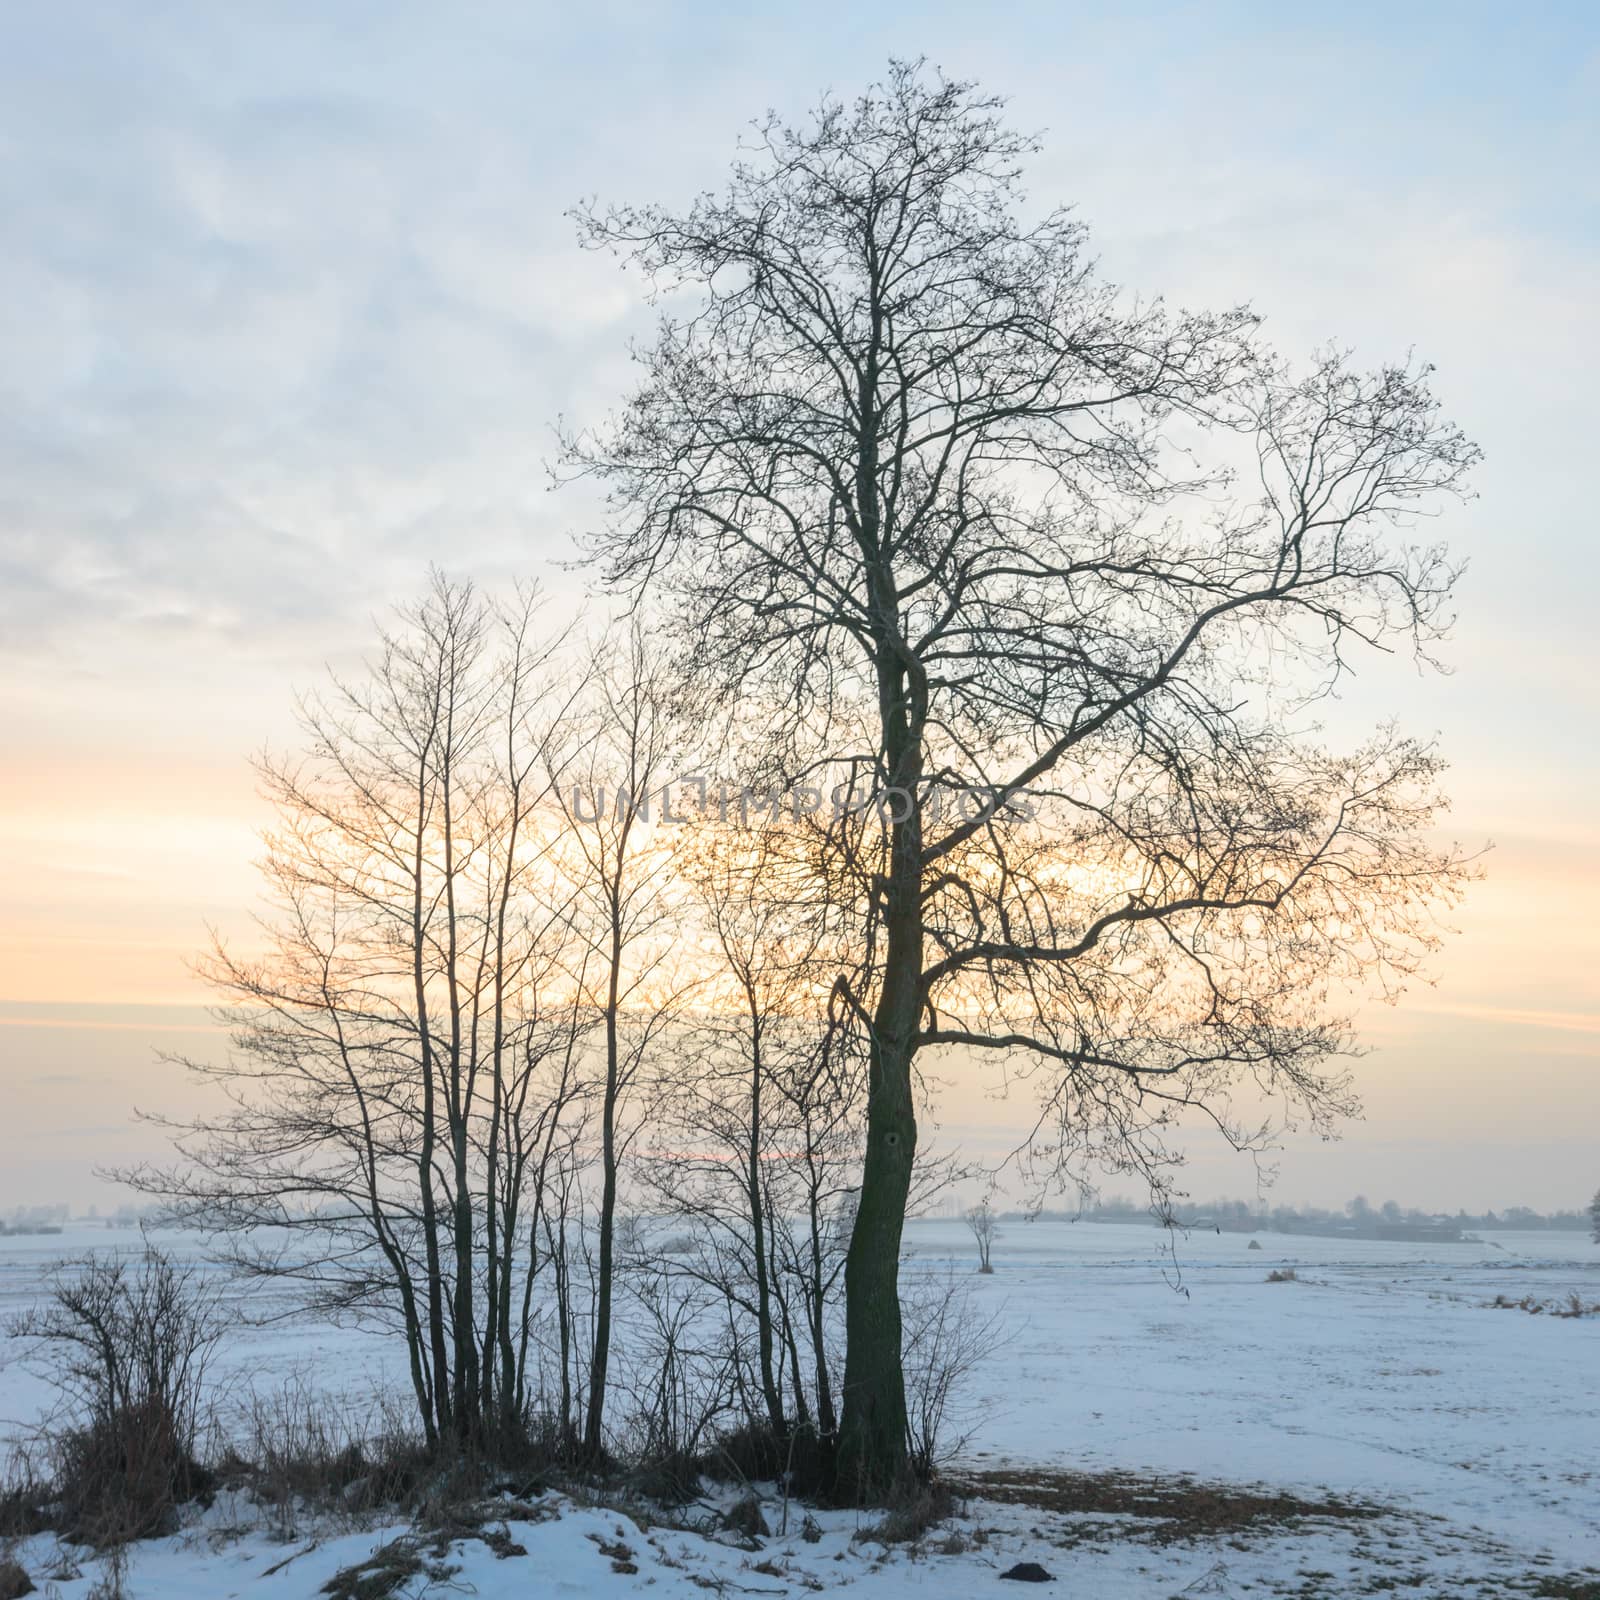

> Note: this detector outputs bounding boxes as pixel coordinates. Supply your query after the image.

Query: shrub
[10,1249,222,1547]
[706,1418,786,1484]
[701,1418,833,1505]
[1265,1268,1298,1283]
[901,1271,1006,1478]
[0,1458,49,1542]
[719,1492,770,1540]
[0,1552,35,1599]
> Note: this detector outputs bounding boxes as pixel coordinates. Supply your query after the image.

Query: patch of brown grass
[952,1467,1378,1547]
[1529,1577,1600,1599]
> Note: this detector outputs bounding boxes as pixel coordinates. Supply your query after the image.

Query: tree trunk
[746,1023,785,1436]
[834,1025,917,1496]
[805,1163,837,1438]
[835,643,922,1495]
[585,1114,616,1458]
[412,772,453,1447]
[833,349,926,1496]
[584,908,624,1459]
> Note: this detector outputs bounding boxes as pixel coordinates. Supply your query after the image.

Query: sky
[1,1,1596,1213]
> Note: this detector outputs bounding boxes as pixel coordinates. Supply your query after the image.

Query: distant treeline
[0,1203,157,1235]
[1032,1195,1591,1235]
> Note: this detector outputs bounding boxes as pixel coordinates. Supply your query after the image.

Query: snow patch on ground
[3,1219,1597,1597]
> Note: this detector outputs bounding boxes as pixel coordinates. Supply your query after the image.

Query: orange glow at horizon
[2,726,1598,1215]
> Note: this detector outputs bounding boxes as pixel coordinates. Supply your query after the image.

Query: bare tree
[639,814,864,1444]
[554,625,696,1458]
[966,1203,998,1274]
[125,575,590,1450]
[568,63,1479,1492]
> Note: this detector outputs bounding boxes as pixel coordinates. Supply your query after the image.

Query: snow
[3,1218,1597,1597]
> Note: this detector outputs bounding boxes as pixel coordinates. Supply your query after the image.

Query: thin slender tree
[966,1202,998,1274]
[568,62,1480,1493]
[555,625,697,1458]
[641,814,863,1442]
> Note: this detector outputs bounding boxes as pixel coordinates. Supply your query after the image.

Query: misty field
[3,1219,1595,1598]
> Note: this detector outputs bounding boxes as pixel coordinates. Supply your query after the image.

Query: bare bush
[9,1250,222,1547]
[899,1272,1006,1480]
[0,1549,34,1599]
[612,1264,733,1500]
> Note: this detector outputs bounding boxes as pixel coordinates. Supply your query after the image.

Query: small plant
[1265,1268,1298,1283]
[84,1542,129,1600]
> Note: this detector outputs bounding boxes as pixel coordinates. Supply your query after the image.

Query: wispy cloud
[1404,1002,1600,1036]
[1,1,1596,1208]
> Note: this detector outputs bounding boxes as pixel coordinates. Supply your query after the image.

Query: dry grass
[319,1495,551,1598]
[214,1383,432,1538]
[1490,1292,1600,1319]
[319,1535,435,1600]
[951,1467,1378,1548]
[855,1480,958,1545]
[0,1551,35,1599]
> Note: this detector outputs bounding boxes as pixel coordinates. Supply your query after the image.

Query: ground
[2,1219,1596,1597]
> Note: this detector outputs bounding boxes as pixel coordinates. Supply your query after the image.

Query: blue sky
[1,2,1596,1209]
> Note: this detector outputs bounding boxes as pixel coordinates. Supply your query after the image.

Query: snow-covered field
[2,1218,1596,1598]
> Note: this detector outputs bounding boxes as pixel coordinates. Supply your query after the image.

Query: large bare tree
[568,63,1480,1493]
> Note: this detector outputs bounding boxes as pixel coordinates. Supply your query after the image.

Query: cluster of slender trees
[133,587,874,1466]
[135,63,1479,1497]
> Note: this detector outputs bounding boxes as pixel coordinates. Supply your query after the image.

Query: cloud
[0,2,1595,1208]
[1404,1002,1600,1036]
